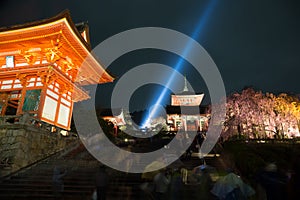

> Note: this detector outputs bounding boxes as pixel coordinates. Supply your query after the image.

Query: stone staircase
[0,142,96,199]
[0,140,223,200]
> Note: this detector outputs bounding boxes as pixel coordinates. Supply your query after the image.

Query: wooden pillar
[54,92,61,127]
[16,81,27,115]
[37,84,48,119]
[67,100,74,130]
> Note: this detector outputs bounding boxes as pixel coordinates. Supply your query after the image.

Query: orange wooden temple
[0,11,114,130]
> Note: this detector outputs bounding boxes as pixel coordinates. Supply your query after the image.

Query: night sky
[1,0,299,112]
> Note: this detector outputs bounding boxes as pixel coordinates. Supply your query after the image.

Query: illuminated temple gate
[166,77,209,132]
[0,11,114,130]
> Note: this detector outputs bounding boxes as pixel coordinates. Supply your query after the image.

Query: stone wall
[0,124,67,177]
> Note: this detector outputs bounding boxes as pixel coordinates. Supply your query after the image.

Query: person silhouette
[95,165,109,200]
[52,166,67,198]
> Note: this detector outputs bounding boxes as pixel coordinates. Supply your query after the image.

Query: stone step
[0,141,222,200]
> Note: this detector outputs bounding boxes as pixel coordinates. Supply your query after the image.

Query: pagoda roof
[172,91,204,96]
[172,76,204,96]
[0,10,114,85]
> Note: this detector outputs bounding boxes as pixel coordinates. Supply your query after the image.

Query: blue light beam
[141,0,218,128]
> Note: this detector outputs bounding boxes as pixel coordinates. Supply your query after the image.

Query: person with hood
[153,168,171,200]
[52,166,67,198]
[256,163,288,200]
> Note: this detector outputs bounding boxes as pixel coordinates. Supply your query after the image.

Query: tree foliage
[222,88,300,140]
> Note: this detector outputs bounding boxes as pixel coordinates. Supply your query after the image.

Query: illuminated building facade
[166,77,209,132]
[0,11,113,130]
[100,108,126,126]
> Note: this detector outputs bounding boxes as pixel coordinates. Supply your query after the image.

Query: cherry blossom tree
[221,88,300,140]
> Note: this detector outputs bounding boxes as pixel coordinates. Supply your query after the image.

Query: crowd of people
[50,130,299,200]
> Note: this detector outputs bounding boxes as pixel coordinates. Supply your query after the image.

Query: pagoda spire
[183,75,189,92]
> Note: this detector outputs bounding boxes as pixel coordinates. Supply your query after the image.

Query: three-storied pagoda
[0,11,114,130]
[166,77,209,132]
